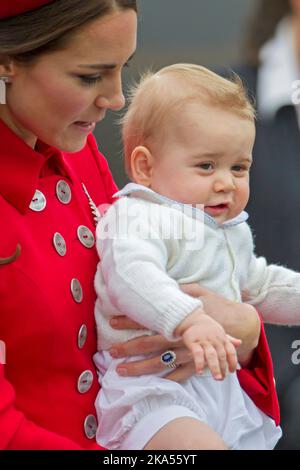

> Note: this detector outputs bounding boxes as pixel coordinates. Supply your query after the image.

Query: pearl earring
[0,77,9,105]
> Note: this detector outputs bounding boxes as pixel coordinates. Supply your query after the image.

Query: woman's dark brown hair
[0,0,137,65]
[244,0,291,65]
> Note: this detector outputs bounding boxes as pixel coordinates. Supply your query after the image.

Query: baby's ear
[130,145,154,186]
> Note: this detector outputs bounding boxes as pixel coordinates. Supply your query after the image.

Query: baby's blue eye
[198,163,213,170]
[232,165,246,172]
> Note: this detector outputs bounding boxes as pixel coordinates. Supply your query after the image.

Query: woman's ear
[130,145,155,186]
[0,59,16,79]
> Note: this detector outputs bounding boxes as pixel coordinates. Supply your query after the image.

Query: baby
[92,64,298,450]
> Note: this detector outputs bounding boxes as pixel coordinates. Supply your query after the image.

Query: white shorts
[94,351,282,450]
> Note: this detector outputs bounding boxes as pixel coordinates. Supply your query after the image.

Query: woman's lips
[73,121,96,133]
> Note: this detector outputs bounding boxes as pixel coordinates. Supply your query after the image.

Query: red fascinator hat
[0,0,54,19]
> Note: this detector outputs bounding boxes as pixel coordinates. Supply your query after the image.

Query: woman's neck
[0,106,37,149]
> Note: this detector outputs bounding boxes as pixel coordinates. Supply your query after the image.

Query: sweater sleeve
[244,253,300,325]
[0,365,98,450]
[96,199,202,340]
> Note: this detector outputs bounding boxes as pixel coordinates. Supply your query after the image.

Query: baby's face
[148,102,255,224]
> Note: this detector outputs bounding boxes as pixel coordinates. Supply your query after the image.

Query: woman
[0,0,277,449]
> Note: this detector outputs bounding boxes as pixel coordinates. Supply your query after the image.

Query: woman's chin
[58,135,88,153]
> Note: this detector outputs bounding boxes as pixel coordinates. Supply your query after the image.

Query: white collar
[114,183,248,229]
[257,16,300,120]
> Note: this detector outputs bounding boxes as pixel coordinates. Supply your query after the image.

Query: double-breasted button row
[30,181,97,440]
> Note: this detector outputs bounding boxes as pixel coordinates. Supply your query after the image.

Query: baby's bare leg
[144,417,228,450]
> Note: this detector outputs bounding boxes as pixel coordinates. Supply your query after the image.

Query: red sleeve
[88,135,119,204]
[237,319,280,426]
[0,366,100,450]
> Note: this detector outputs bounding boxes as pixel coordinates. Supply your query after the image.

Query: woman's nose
[107,89,126,111]
[95,77,125,111]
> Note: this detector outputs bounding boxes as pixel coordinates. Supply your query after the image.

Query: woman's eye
[79,75,103,86]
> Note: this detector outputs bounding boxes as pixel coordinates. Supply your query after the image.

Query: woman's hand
[109,284,261,381]
[109,316,195,382]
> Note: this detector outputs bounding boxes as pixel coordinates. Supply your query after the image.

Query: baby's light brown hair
[121,63,255,177]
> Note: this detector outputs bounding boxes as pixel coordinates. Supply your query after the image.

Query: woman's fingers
[110,315,145,330]
[110,333,185,358]
[165,362,196,382]
[114,347,193,377]
[180,283,211,298]
[110,334,171,358]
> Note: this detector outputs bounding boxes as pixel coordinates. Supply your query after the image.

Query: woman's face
[3,9,137,151]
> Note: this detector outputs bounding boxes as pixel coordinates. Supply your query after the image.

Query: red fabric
[0,120,116,449]
[237,319,280,426]
[0,0,53,19]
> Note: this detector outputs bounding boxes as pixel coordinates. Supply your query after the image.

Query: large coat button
[29,190,47,212]
[77,226,95,249]
[56,180,72,204]
[77,370,94,394]
[84,414,98,439]
[70,278,83,303]
[78,324,87,349]
[53,233,66,256]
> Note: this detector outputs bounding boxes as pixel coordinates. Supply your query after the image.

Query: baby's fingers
[214,345,228,379]
[190,343,205,375]
[204,345,222,380]
[225,340,239,373]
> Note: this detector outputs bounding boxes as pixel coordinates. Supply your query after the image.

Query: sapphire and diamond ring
[160,350,177,368]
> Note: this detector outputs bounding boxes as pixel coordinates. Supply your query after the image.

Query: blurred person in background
[226,0,300,449]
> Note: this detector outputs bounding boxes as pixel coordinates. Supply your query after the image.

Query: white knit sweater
[94,183,300,350]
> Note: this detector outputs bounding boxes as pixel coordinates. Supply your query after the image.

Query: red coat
[0,119,279,450]
[0,120,117,449]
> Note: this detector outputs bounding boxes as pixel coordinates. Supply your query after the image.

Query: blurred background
[94,0,300,449]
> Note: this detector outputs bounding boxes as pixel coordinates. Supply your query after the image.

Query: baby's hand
[175,308,241,380]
